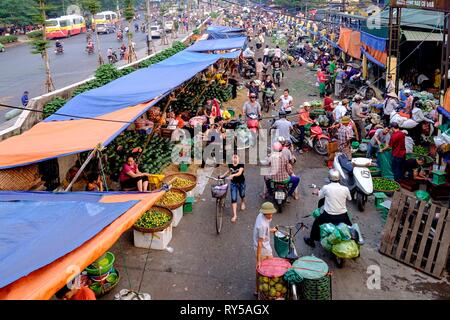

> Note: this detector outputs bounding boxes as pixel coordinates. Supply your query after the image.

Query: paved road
[102,42,449,300]
[0,19,186,123]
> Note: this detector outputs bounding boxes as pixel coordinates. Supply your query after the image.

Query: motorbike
[117,33,123,42]
[273,68,282,86]
[241,57,256,79]
[291,122,330,156]
[86,45,94,55]
[246,113,260,134]
[108,51,118,64]
[339,78,376,100]
[119,48,126,60]
[310,201,364,268]
[223,118,254,150]
[55,45,64,55]
[262,88,276,113]
[333,153,373,212]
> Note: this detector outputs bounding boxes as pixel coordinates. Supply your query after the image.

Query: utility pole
[146,0,155,55]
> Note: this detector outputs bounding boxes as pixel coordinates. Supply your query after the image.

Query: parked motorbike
[291,122,330,156]
[333,153,373,212]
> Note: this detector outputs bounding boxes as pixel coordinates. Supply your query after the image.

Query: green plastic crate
[374,192,388,209]
[183,196,194,214]
[179,162,189,172]
[432,170,446,185]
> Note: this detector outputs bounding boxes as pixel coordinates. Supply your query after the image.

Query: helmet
[277,136,286,144]
[273,142,283,152]
[278,110,287,118]
[328,169,340,182]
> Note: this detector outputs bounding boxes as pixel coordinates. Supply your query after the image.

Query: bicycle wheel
[215,198,224,234]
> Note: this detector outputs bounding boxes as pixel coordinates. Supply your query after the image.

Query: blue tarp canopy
[360,32,387,52]
[45,50,240,122]
[187,37,247,52]
[206,25,245,33]
[0,191,138,288]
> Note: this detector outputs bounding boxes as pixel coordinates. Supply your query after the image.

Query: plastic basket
[415,190,430,202]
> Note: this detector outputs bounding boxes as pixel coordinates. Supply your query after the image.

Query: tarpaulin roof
[46,50,240,121]
[186,37,247,52]
[361,47,386,69]
[360,32,387,52]
[0,192,138,288]
[402,29,443,42]
[0,102,154,169]
[0,191,164,300]
[206,30,246,39]
[206,25,245,33]
[0,49,240,169]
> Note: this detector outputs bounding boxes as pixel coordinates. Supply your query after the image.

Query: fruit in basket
[272,277,280,283]
[261,276,269,283]
[170,177,195,189]
[269,288,277,297]
[156,190,185,207]
[269,280,275,286]
[281,287,287,294]
[373,178,400,191]
[275,283,283,291]
[261,283,269,292]
[134,209,171,229]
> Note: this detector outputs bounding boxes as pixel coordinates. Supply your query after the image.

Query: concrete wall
[0,15,215,142]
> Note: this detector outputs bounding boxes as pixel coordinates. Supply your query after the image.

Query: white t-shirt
[279,95,293,112]
[253,213,272,256]
[263,48,269,56]
[333,103,347,122]
[274,48,282,58]
[318,182,352,215]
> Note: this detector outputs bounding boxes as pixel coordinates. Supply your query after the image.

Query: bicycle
[274,222,308,300]
[208,176,230,234]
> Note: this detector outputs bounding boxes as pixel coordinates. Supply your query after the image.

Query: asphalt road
[0,19,186,123]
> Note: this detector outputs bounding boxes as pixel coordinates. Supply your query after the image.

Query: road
[0,19,186,124]
[102,43,450,300]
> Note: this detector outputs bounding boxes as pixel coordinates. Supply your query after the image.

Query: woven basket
[133,206,173,233]
[0,165,40,190]
[156,188,187,210]
[162,173,197,192]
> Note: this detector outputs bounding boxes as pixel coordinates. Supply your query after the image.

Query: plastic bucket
[227,109,235,118]
[274,232,289,258]
[415,190,430,202]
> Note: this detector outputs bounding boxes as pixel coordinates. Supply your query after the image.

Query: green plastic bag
[325,229,343,245]
[320,238,333,251]
[319,223,337,239]
[312,208,322,218]
[331,240,359,259]
[336,223,351,241]
[378,150,394,180]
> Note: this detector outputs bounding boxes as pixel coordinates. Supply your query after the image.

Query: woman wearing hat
[253,202,278,295]
[383,92,399,126]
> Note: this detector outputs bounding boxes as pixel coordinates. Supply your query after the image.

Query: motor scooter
[273,68,283,86]
[291,122,330,156]
[86,45,94,55]
[55,46,64,55]
[333,153,373,212]
[246,113,259,134]
[108,51,118,64]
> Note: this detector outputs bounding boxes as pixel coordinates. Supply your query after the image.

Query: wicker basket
[0,165,40,190]
[156,188,187,210]
[133,206,173,233]
[162,173,197,192]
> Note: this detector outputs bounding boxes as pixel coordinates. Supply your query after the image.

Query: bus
[92,11,119,26]
[45,15,86,39]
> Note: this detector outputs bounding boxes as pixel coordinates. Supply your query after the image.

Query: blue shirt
[21,94,29,107]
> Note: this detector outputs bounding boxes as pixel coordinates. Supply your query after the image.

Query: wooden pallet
[379,191,450,279]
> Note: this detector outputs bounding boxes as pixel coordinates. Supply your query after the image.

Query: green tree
[124,0,137,63]
[82,0,104,65]
[159,2,169,45]
[29,0,55,93]
[0,0,39,26]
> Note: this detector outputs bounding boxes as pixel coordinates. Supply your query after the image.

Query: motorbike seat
[272,178,290,186]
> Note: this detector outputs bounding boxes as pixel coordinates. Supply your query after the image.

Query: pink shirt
[119,163,138,182]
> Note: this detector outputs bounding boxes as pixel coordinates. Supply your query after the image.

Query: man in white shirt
[243,46,255,58]
[274,45,282,59]
[263,45,270,64]
[275,89,293,113]
[304,169,352,247]
[333,101,348,123]
[271,111,293,142]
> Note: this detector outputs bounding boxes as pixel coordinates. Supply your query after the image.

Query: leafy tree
[159,2,169,45]
[124,0,137,63]
[29,0,55,93]
[81,0,104,65]
[0,0,39,26]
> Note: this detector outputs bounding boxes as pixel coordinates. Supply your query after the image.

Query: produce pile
[413,145,428,156]
[258,276,288,300]
[134,208,172,230]
[105,131,175,179]
[372,177,401,192]
[156,189,186,207]
[169,177,196,189]
[320,223,360,259]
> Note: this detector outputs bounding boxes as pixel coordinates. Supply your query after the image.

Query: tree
[0,0,39,26]
[82,0,104,66]
[124,0,137,63]
[29,0,55,93]
[159,2,169,46]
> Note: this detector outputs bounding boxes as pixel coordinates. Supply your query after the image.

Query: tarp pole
[64,144,101,192]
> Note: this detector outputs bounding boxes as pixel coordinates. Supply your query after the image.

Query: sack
[336,223,351,241]
[378,150,394,180]
[319,223,337,239]
[325,229,343,245]
[331,240,359,259]
[321,238,333,251]
[401,119,419,129]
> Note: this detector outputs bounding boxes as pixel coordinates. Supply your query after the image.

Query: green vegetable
[134,209,171,229]
[372,177,400,191]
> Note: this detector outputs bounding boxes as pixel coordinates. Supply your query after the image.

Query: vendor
[86,172,104,191]
[119,156,150,192]
[403,156,427,181]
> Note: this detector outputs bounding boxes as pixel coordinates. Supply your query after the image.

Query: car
[150,25,162,38]
[96,23,115,34]
[0,43,5,52]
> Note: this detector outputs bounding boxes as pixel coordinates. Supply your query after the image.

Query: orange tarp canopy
[0,192,164,300]
[338,27,361,60]
[0,101,155,169]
